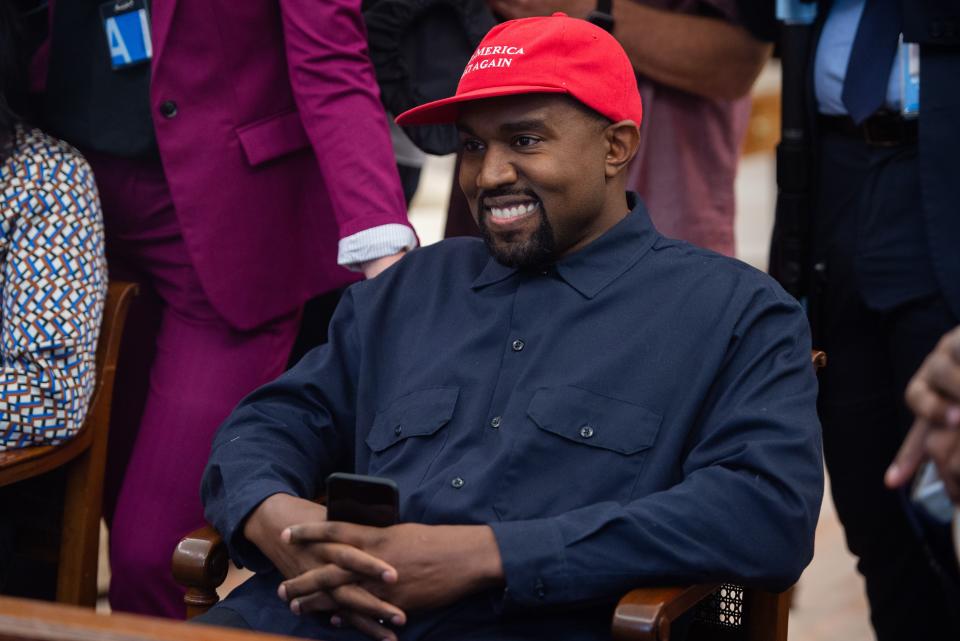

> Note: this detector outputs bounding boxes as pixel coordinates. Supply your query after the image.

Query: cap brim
[395,85,569,126]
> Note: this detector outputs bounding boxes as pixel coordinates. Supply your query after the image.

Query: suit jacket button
[159,100,178,118]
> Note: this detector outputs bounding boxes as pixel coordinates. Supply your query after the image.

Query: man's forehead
[456,94,580,132]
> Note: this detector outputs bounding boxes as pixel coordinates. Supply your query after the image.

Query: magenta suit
[35,0,411,617]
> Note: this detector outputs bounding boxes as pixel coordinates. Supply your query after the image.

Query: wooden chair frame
[0,281,138,606]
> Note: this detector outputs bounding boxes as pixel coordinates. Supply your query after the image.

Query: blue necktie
[841,0,902,124]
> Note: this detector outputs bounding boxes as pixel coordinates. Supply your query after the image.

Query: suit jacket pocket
[235,109,311,167]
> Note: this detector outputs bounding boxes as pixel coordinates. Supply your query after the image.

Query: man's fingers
[279,564,356,601]
[340,611,399,641]
[328,584,406,626]
[886,419,931,487]
[304,541,397,582]
[925,349,960,407]
[904,377,956,425]
[925,428,960,504]
[284,523,398,581]
[287,590,338,615]
[285,520,372,547]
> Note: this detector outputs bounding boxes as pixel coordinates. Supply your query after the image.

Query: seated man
[199,13,823,641]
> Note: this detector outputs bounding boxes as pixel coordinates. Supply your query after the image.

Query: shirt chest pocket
[363,387,459,486]
[494,386,662,519]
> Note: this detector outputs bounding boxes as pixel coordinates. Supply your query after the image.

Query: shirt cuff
[488,518,569,608]
[219,483,299,572]
[337,224,418,271]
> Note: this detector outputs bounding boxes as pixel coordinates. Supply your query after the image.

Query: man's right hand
[242,493,405,627]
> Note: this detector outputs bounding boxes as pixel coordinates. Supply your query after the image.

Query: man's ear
[603,121,640,179]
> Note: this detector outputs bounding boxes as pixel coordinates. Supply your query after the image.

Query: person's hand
[278,521,503,639]
[886,326,960,502]
[488,0,594,21]
[361,251,405,279]
[242,494,405,627]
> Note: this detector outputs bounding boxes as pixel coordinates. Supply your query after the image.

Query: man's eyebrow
[500,119,550,134]
[456,119,553,137]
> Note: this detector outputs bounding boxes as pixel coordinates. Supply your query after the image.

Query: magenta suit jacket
[37,0,410,330]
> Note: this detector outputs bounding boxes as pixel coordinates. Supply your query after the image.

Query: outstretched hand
[886,326,960,503]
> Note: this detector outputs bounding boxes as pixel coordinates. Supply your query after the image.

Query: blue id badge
[100,0,153,70]
[898,36,920,118]
[776,0,817,25]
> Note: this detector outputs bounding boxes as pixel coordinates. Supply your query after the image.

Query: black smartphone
[325,472,400,527]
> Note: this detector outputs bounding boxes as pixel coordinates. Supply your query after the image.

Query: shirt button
[490,416,502,429]
[451,477,465,489]
[579,425,595,439]
[394,424,403,436]
[159,100,178,118]
[535,578,546,599]
[511,339,525,352]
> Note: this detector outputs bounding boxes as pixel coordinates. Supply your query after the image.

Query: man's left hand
[278,522,503,632]
[489,0,594,21]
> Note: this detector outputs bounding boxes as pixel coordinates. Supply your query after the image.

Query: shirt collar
[471,192,658,297]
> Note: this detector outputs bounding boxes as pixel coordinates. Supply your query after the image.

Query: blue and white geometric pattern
[0,127,107,451]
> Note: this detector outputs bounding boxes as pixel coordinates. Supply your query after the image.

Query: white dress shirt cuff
[338,223,419,272]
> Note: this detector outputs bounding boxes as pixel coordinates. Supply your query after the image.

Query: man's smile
[482,197,541,228]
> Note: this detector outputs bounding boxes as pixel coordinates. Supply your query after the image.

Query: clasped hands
[244,493,503,641]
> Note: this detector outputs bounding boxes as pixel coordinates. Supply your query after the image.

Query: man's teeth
[489,202,538,219]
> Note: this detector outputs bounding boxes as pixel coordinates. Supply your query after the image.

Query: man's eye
[514,135,540,147]
[461,139,484,153]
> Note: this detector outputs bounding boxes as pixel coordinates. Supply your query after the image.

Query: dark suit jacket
[902,1,960,319]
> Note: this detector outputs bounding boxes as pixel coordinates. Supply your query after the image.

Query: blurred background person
[769,0,960,638]
[444,0,772,255]
[29,0,415,618]
[0,0,107,594]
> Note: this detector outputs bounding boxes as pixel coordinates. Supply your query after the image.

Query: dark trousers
[812,131,960,641]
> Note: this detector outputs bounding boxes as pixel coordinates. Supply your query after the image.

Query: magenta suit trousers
[88,152,300,618]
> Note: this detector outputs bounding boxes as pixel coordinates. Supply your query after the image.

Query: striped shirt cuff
[338,224,419,272]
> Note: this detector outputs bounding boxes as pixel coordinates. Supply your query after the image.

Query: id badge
[898,36,920,118]
[100,0,153,70]
[776,0,817,25]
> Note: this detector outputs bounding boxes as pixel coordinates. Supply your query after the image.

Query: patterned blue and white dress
[0,127,107,451]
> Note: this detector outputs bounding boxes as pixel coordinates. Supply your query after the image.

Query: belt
[818,111,918,147]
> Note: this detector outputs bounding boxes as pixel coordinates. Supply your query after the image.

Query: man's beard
[478,209,556,269]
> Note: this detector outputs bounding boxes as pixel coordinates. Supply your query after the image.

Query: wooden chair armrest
[172,525,228,618]
[611,584,721,641]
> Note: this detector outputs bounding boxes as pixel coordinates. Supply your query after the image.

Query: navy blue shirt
[202,194,823,640]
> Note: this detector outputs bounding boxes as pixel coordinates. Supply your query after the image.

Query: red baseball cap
[394,12,642,127]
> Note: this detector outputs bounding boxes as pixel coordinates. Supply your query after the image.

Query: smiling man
[198,13,823,641]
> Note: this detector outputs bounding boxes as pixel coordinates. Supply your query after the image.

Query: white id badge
[100,0,153,70]
[899,36,920,118]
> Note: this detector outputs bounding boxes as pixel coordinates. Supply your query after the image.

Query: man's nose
[476,146,518,191]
